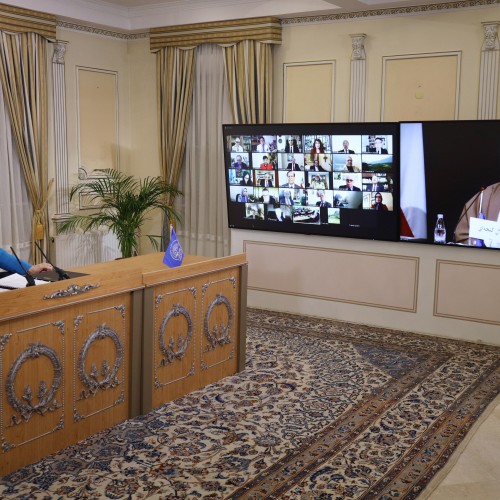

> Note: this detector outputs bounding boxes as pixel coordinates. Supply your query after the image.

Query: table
[0,253,247,475]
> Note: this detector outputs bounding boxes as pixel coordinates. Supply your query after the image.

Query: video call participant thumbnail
[280,171,303,190]
[231,154,248,171]
[368,136,388,154]
[231,136,244,152]
[258,172,274,187]
[284,136,301,153]
[245,203,264,220]
[338,140,355,154]
[315,190,332,208]
[332,135,361,154]
[259,155,273,170]
[237,187,250,202]
[286,155,303,171]
[364,174,385,192]
[309,138,326,154]
[273,205,293,222]
[306,157,326,172]
[254,136,271,152]
[371,192,389,211]
[336,191,363,209]
[239,171,253,186]
[339,177,361,191]
[259,187,277,205]
[279,189,294,206]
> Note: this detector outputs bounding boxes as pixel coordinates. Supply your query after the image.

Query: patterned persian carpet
[1,308,499,499]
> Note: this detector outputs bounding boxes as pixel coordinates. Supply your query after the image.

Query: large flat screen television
[223,123,400,242]
[400,120,500,250]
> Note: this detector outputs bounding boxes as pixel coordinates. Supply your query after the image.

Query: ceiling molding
[51,0,500,40]
[282,0,500,25]
[57,20,148,39]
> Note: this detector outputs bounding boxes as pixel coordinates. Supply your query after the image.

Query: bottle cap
[438,213,443,218]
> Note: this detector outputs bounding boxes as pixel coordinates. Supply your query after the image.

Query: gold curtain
[0,3,56,39]
[0,32,50,262]
[157,46,196,209]
[223,40,272,124]
[150,16,281,51]
[0,4,55,262]
[152,16,280,189]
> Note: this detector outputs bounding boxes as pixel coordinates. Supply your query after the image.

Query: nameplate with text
[469,217,500,248]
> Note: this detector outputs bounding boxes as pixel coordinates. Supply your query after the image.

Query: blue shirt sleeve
[0,248,32,274]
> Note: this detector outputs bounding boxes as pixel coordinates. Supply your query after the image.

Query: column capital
[52,40,68,64]
[481,22,500,51]
[350,33,366,60]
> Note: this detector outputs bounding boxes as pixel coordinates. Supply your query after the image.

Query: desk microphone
[452,187,485,244]
[9,246,36,287]
[34,241,70,280]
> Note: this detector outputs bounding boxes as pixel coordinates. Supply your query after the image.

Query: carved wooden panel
[0,320,65,454]
[153,287,197,389]
[73,303,127,422]
[149,265,242,410]
[0,292,132,475]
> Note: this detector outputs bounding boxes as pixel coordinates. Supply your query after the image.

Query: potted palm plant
[59,168,181,258]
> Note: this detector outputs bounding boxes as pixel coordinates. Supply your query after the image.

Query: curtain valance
[150,16,281,52]
[0,2,56,40]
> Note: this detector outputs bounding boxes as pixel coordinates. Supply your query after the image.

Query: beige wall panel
[274,8,500,123]
[127,39,162,253]
[56,28,131,203]
[127,39,159,179]
[244,241,418,311]
[382,54,459,121]
[435,260,500,325]
[77,68,118,175]
[284,62,334,122]
[55,31,158,251]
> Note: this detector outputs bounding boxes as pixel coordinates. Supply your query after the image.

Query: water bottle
[434,214,446,244]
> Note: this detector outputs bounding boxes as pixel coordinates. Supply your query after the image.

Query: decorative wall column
[51,40,70,221]
[349,33,366,122]
[478,22,500,119]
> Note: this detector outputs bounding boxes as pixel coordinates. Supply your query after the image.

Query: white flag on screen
[400,122,427,239]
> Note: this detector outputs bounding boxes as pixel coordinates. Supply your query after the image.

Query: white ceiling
[6,0,462,31]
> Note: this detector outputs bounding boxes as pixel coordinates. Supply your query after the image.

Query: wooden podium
[0,253,247,476]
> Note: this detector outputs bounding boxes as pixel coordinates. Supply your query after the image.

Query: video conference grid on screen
[223,124,399,242]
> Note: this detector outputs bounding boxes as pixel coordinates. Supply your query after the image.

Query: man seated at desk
[454,181,500,245]
[0,247,53,276]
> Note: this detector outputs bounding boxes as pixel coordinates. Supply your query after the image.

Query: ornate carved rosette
[204,293,233,351]
[158,304,193,365]
[6,342,62,423]
[77,324,123,398]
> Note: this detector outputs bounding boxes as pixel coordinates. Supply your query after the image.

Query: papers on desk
[0,273,50,292]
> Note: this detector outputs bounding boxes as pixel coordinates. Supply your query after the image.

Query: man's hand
[28,263,54,274]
